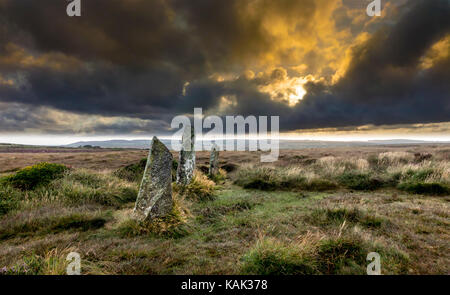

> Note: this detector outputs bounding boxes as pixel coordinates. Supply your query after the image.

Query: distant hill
[65,139,153,149]
[63,138,449,150]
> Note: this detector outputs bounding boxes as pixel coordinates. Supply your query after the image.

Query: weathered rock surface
[176,126,196,185]
[133,136,173,221]
[209,143,219,176]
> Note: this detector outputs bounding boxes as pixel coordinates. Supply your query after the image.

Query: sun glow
[288,84,307,106]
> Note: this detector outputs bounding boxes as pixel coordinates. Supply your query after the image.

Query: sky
[0,0,449,145]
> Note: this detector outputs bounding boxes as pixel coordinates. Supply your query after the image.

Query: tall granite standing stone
[209,143,219,176]
[176,125,196,185]
[133,137,173,221]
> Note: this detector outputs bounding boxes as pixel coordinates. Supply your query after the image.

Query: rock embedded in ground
[176,125,196,185]
[209,143,219,176]
[133,136,173,221]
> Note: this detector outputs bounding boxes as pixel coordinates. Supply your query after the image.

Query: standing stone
[209,143,219,176]
[176,125,196,185]
[133,136,173,221]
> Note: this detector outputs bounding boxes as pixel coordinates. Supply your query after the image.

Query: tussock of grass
[241,237,317,275]
[175,171,216,201]
[2,163,68,190]
[316,237,367,274]
[118,197,190,239]
[241,235,409,275]
[208,168,227,184]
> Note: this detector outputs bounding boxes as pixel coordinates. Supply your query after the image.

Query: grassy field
[0,145,449,275]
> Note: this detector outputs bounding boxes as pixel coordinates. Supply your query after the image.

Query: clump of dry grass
[316,156,369,176]
[174,171,217,201]
[117,195,191,239]
[378,152,415,166]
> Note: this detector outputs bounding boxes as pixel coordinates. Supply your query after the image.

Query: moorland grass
[0,149,448,275]
[0,211,109,241]
[234,152,449,195]
[307,207,386,229]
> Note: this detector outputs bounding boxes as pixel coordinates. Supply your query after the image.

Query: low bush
[234,167,279,191]
[398,182,449,196]
[0,185,22,216]
[302,179,338,191]
[3,163,68,190]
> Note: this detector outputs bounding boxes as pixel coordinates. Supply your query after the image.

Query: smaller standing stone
[133,136,173,221]
[209,143,219,176]
[176,125,196,185]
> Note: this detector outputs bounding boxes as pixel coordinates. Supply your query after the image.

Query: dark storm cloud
[285,0,450,129]
[0,0,449,134]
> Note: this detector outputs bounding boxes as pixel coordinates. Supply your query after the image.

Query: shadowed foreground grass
[0,150,449,275]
